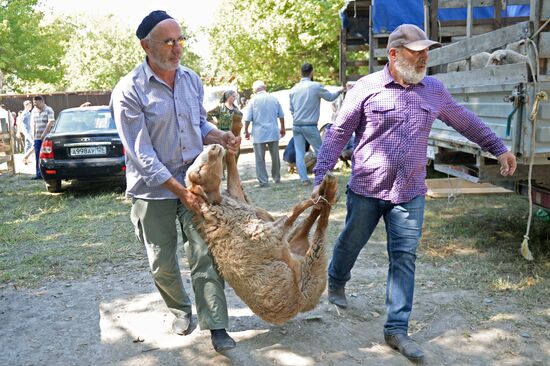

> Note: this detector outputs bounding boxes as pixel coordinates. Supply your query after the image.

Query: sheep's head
[186,144,224,205]
[488,50,507,65]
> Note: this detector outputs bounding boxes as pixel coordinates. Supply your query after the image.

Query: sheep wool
[186,144,338,324]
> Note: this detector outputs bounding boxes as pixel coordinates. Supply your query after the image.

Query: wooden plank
[346,44,369,52]
[341,0,371,15]
[439,16,528,27]
[539,32,550,57]
[440,24,504,37]
[424,0,430,35]
[426,178,512,198]
[432,62,530,88]
[428,21,532,66]
[531,0,541,31]
[0,143,12,153]
[0,156,12,164]
[494,0,503,29]
[368,3,374,74]
[480,163,550,181]
[340,28,346,85]
[544,0,550,19]
[466,0,473,38]
[346,60,369,67]
[346,74,365,81]
[373,48,388,58]
[430,0,440,41]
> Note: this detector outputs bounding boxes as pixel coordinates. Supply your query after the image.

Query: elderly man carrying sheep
[312,24,517,362]
[110,10,240,353]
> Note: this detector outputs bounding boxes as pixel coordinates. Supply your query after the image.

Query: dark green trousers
[131,198,228,330]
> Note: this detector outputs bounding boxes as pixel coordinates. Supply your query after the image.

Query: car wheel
[44,179,62,193]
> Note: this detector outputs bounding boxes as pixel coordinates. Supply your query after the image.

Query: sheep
[185,115,338,325]
[505,39,527,55]
[487,49,529,66]
[447,52,491,72]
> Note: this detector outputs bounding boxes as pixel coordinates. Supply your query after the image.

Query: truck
[338,0,550,210]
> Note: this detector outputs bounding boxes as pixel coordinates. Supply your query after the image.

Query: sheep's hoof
[320,173,338,205]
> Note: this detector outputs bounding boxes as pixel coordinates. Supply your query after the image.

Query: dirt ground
[1,153,549,366]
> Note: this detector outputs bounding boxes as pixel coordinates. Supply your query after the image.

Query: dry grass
[0,175,139,286]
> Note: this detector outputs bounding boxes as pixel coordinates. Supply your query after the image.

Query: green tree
[207,0,345,91]
[0,0,69,92]
[58,16,202,91]
[58,15,142,91]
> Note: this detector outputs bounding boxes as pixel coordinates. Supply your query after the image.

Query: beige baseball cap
[387,24,441,51]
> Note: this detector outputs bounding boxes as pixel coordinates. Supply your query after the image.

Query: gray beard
[394,57,426,85]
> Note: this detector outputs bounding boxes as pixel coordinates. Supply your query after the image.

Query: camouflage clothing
[207,104,242,131]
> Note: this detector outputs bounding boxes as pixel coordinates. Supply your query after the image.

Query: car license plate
[70,146,107,156]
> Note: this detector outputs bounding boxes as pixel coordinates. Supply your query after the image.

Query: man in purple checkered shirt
[313,24,516,362]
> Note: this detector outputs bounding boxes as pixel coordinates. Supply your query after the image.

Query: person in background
[207,89,243,167]
[289,63,344,185]
[208,90,241,132]
[239,96,248,108]
[20,100,34,158]
[282,137,310,174]
[244,80,285,187]
[0,104,14,137]
[30,96,55,179]
[312,24,516,362]
[110,10,240,353]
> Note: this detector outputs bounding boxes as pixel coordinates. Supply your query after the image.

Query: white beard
[394,56,426,85]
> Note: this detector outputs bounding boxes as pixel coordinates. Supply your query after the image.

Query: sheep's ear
[187,170,203,185]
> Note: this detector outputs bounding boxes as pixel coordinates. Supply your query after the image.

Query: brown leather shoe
[172,313,191,335]
[384,333,425,362]
[328,284,348,308]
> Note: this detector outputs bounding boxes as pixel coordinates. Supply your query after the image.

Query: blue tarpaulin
[372,0,424,33]
[438,5,530,21]
[369,0,530,34]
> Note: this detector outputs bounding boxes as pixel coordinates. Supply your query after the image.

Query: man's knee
[151,260,182,285]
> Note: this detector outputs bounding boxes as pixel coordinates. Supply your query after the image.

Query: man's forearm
[204,129,226,145]
[162,177,187,197]
[162,177,201,213]
[41,120,55,139]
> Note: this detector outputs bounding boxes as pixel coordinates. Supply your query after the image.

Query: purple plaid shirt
[314,66,508,204]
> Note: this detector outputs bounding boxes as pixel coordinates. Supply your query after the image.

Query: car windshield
[54,110,115,133]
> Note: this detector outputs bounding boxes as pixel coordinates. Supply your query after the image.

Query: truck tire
[44,179,61,193]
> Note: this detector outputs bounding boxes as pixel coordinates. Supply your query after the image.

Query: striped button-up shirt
[110,60,215,200]
[32,105,55,139]
[289,78,341,125]
[314,66,508,204]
